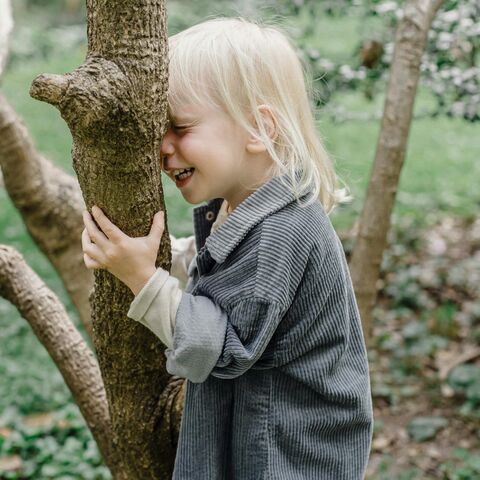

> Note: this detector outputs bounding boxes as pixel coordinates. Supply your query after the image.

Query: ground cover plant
[1,1,479,478]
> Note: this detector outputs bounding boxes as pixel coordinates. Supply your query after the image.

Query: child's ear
[246,105,278,154]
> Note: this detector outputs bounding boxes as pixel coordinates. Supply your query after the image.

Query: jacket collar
[192,172,311,264]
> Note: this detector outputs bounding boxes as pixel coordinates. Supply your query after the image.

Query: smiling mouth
[173,168,195,181]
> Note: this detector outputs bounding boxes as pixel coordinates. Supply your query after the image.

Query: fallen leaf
[407,416,448,442]
[372,435,392,451]
[426,445,441,459]
[0,455,22,473]
[56,418,71,429]
[0,427,12,438]
[435,344,480,382]
[22,412,55,429]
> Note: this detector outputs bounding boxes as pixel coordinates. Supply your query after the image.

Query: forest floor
[352,215,480,479]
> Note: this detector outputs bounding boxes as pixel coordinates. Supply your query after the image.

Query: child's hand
[82,206,165,295]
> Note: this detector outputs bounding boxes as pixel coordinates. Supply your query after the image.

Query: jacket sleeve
[164,293,284,383]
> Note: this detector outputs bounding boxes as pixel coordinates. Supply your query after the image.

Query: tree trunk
[349,0,444,342]
[29,1,185,478]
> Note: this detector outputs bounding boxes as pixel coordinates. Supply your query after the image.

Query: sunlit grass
[322,88,479,231]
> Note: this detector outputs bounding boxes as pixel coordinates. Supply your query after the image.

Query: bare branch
[0,93,93,335]
[30,73,71,106]
[0,244,125,475]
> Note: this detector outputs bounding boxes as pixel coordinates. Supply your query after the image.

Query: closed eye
[171,124,189,134]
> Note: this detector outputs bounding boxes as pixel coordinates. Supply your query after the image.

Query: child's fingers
[91,205,125,242]
[83,211,109,249]
[148,210,165,245]
[83,252,103,270]
[81,227,93,250]
[81,228,106,266]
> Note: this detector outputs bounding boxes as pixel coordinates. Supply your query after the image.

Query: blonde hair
[167,17,352,214]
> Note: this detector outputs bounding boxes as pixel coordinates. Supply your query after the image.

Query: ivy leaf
[448,364,480,391]
[407,416,448,442]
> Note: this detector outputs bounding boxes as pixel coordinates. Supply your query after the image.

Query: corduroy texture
[164,174,373,479]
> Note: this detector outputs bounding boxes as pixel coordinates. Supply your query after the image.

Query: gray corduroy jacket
[163,174,373,479]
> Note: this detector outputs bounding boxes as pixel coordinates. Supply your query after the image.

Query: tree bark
[349,0,444,342]
[0,245,123,476]
[0,93,94,336]
[30,1,184,478]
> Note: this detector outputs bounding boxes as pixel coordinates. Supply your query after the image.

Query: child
[82,17,373,479]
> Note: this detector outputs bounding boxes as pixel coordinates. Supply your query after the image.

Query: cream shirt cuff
[127,268,183,350]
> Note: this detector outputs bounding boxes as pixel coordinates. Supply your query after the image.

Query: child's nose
[161,128,176,155]
[160,128,175,170]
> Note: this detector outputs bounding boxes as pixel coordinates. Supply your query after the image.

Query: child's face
[161,103,255,209]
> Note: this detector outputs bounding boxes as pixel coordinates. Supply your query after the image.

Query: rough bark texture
[0,245,122,476]
[30,1,184,478]
[0,93,93,336]
[349,0,444,342]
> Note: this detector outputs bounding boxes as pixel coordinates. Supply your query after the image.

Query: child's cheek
[180,135,200,155]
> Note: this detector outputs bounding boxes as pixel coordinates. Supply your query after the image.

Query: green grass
[292,9,384,62]
[321,87,480,230]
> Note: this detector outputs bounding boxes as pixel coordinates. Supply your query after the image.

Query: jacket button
[205,211,215,221]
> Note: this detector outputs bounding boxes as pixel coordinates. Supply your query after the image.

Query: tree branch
[0,244,125,477]
[30,73,71,106]
[0,93,93,336]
